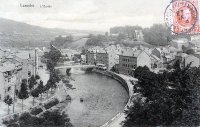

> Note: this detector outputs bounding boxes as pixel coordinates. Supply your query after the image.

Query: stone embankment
[93,69,138,127]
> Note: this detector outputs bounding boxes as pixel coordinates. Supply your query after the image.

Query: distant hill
[122,40,152,48]
[0,18,103,48]
[67,37,89,50]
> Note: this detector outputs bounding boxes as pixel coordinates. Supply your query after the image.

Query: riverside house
[96,49,120,70]
[86,50,96,65]
[119,49,151,75]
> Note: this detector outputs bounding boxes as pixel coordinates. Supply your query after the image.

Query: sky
[0,0,170,31]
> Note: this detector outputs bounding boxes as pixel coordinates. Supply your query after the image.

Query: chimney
[2,51,6,62]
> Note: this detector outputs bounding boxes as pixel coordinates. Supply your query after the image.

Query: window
[8,78,11,83]
[8,87,11,92]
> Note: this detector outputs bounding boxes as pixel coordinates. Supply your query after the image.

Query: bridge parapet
[55,64,95,69]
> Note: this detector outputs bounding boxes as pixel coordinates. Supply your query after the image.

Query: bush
[62,79,70,84]
[41,110,73,127]
[44,98,59,109]
[7,123,20,127]
[3,113,19,125]
[35,75,40,80]
[30,107,43,115]
[124,64,200,126]
[4,110,73,127]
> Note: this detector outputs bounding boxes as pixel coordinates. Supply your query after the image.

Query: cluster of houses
[85,38,200,75]
[0,48,44,102]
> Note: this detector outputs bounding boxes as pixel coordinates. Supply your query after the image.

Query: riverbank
[93,69,138,127]
[58,70,128,127]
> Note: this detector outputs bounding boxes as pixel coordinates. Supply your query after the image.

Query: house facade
[96,50,119,70]
[0,63,16,101]
[96,51,108,69]
[86,51,96,65]
[119,50,151,75]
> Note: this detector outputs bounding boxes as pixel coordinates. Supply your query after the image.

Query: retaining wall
[93,69,137,127]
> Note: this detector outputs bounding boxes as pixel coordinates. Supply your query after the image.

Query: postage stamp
[164,0,198,34]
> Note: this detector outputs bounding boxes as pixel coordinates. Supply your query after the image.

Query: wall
[93,69,137,127]
[137,51,151,69]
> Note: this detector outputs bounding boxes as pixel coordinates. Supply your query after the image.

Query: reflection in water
[58,68,129,127]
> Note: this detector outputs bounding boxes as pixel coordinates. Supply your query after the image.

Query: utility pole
[34,49,37,77]
[13,83,16,113]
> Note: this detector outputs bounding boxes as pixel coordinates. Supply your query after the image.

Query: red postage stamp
[165,0,199,34]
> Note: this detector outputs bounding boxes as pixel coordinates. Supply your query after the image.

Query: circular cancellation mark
[164,0,198,34]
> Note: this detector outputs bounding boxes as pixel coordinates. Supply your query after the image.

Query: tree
[47,79,56,94]
[50,35,74,48]
[143,24,171,46]
[18,79,29,111]
[110,65,119,73]
[133,66,150,78]
[35,75,40,80]
[66,68,71,77]
[185,49,195,55]
[44,45,62,70]
[28,75,37,90]
[85,35,104,47]
[5,110,73,127]
[30,88,39,106]
[124,63,200,126]
[116,33,127,43]
[44,81,51,97]
[42,110,73,126]
[37,80,44,101]
[4,95,13,114]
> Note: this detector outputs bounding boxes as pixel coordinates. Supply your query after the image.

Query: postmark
[164,0,198,34]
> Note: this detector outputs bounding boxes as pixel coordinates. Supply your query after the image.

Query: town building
[134,30,144,41]
[15,51,35,79]
[0,59,22,100]
[150,54,162,69]
[81,55,86,64]
[96,50,108,69]
[96,49,120,70]
[175,53,199,68]
[86,50,96,65]
[151,47,176,68]
[119,49,151,75]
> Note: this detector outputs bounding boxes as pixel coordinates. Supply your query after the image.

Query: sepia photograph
[0,0,199,127]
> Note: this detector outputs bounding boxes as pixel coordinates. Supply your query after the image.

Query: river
[58,69,129,127]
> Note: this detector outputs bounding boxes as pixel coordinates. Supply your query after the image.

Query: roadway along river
[58,69,129,127]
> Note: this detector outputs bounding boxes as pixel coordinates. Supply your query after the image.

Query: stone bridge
[55,64,95,73]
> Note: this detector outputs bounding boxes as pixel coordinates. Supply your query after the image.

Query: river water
[58,69,129,127]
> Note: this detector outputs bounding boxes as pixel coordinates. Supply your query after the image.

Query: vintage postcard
[0,0,199,127]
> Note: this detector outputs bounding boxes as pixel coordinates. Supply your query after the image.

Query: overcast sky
[0,0,170,31]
